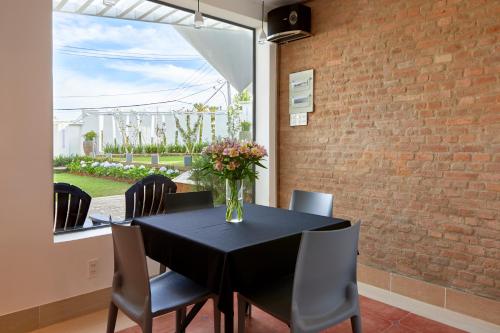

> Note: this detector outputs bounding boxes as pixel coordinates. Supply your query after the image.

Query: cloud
[105,61,222,84]
[51,12,233,121]
[53,12,197,56]
[53,68,228,119]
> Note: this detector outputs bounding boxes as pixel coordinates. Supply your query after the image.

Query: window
[52,0,255,234]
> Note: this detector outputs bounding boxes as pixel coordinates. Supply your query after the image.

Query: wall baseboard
[0,288,111,333]
[357,263,500,330]
[358,282,500,333]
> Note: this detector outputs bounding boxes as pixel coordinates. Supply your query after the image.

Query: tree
[209,106,218,143]
[174,111,201,155]
[113,111,142,153]
[193,103,208,144]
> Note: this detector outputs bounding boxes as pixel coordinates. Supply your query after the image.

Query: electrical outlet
[88,258,98,279]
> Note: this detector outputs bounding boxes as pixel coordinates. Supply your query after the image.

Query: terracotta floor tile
[382,323,418,332]
[359,296,410,322]
[117,297,461,333]
[399,313,467,333]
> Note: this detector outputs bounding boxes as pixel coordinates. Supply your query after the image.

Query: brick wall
[278,0,499,300]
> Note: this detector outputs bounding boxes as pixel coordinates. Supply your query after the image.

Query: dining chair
[244,189,334,318]
[107,223,221,333]
[125,174,177,219]
[154,190,215,274]
[289,189,334,217]
[165,191,214,213]
[53,183,92,232]
[91,175,178,225]
[237,222,361,333]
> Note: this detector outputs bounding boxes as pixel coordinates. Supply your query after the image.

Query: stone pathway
[89,195,125,221]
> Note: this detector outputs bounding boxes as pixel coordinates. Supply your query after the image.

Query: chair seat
[240,278,359,332]
[150,271,211,316]
[239,276,294,323]
[295,297,358,332]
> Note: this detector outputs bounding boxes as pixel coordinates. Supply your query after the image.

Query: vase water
[226,179,244,223]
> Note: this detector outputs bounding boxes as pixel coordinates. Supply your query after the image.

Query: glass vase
[226,179,244,223]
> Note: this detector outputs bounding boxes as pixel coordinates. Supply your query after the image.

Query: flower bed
[67,160,180,182]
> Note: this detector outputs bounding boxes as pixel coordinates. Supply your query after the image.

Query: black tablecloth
[133,204,350,314]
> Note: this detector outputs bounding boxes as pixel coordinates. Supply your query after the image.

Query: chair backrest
[125,175,177,219]
[164,191,214,213]
[111,223,151,311]
[289,190,334,217]
[292,223,360,320]
[53,183,92,231]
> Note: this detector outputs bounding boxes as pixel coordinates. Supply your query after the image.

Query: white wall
[0,0,114,316]
[0,0,276,316]
[255,40,278,207]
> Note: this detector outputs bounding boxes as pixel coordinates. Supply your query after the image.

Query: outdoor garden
[53,91,254,203]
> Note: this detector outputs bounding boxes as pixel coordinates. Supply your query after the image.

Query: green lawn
[114,155,184,166]
[54,173,131,197]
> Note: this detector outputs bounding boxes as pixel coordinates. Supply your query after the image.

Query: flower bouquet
[201,139,267,222]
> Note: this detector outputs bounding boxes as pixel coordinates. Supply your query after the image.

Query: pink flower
[250,147,262,157]
[214,160,224,171]
[227,161,239,171]
[228,147,239,157]
[239,145,250,155]
[222,148,230,156]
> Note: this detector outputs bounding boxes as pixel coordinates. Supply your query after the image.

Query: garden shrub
[53,155,94,167]
[67,159,180,182]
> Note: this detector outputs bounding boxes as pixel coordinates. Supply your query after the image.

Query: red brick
[278,0,500,303]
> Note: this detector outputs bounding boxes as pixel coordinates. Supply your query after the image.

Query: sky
[52,12,229,121]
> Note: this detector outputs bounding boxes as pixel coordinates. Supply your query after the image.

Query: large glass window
[52,0,255,234]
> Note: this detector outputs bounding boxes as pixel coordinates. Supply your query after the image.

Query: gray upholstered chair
[164,191,214,213]
[107,223,220,333]
[237,223,361,333]
[289,190,334,217]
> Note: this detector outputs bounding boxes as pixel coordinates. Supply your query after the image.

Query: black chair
[107,223,221,333]
[289,190,334,217]
[164,191,214,213]
[53,183,92,232]
[125,174,177,220]
[155,191,214,274]
[237,223,361,333]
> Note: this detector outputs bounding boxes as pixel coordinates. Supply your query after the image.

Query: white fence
[53,104,252,156]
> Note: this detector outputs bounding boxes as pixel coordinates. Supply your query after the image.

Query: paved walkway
[89,195,125,221]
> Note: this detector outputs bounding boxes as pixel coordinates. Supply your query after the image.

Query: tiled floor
[117,296,466,333]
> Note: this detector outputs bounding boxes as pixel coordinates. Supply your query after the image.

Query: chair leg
[159,264,167,274]
[142,317,153,333]
[350,314,362,333]
[176,308,187,333]
[237,295,246,333]
[106,302,118,333]
[213,298,221,333]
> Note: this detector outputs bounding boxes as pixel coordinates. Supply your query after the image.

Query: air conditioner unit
[267,4,311,44]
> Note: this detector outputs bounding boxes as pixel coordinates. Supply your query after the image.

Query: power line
[161,62,211,99]
[58,45,201,58]
[55,50,206,62]
[54,83,224,111]
[54,80,221,98]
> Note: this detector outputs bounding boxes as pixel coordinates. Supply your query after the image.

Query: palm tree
[193,103,208,144]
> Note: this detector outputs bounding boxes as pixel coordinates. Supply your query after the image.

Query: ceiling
[248,0,307,11]
[52,0,247,31]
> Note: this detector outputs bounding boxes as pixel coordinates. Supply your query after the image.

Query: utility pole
[226,80,232,107]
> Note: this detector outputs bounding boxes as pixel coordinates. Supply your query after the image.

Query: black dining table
[133,203,350,333]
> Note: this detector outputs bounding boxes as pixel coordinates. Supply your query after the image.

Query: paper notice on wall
[290,113,307,126]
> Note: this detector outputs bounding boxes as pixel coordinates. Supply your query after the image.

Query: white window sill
[54,226,111,243]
